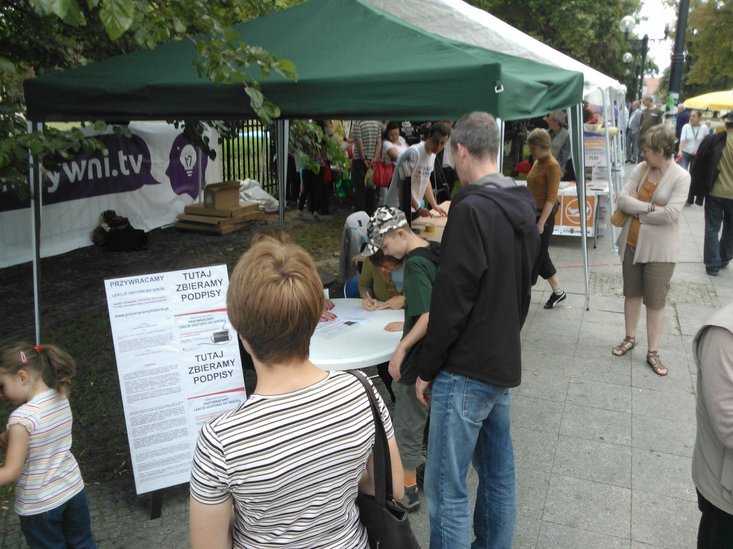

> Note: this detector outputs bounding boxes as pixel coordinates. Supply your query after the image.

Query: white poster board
[104,264,245,494]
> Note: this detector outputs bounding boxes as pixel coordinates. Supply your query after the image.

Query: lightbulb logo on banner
[166,134,208,200]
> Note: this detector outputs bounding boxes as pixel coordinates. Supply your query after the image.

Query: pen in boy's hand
[363,289,377,311]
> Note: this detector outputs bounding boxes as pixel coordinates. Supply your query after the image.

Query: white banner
[583,136,607,168]
[0,122,221,268]
[104,264,245,495]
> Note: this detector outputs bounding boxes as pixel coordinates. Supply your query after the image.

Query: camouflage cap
[363,207,408,256]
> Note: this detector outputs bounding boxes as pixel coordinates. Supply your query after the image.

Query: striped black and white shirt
[351,121,381,161]
[190,371,393,548]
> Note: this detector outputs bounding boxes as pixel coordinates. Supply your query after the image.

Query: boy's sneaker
[544,290,567,309]
[396,485,420,512]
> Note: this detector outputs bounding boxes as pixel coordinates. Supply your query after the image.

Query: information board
[584,137,607,167]
[104,264,245,494]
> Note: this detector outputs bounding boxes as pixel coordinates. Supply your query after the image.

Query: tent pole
[197,144,204,197]
[275,120,289,227]
[601,90,619,254]
[28,121,43,344]
[572,104,590,310]
[608,90,624,253]
[497,118,504,173]
[619,90,629,171]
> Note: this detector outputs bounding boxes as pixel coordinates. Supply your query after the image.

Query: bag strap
[348,370,393,507]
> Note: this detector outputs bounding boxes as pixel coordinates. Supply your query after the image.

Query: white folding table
[310,298,402,371]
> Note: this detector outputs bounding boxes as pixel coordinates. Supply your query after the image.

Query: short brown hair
[526,128,552,150]
[227,236,324,364]
[640,124,676,158]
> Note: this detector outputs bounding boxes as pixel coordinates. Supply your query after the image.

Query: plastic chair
[338,211,370,283]
[344,274,361,298]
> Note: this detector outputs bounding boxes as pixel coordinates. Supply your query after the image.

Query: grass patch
[289,213,348,262]
[0,212,351,484]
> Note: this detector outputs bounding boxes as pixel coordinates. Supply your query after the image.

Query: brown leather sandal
[646,351,668,376]
[611,336,636,356]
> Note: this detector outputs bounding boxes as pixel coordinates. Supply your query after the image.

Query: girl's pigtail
[37,344,76,397]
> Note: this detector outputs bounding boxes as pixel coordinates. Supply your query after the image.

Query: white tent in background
[366,0,623,97]
[367,0,627,186]
[366,0,627,174]
[367,0,629,308]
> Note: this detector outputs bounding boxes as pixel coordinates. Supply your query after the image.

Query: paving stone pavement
[1,200,727,548]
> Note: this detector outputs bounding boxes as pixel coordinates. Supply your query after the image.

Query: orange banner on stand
[554,194,596,237]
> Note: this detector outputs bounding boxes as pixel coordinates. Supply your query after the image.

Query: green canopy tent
[23,0,584,341]
[25,0,582,122]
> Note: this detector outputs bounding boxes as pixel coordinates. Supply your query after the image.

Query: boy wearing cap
[363,206,440,512]
[690,112,733,276]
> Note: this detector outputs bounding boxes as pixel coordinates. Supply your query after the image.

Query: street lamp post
[619,16,649,102]
[638,34,649,101]
[667,0,690,114]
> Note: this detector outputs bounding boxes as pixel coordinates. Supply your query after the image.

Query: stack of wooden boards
[175,202,264,235]
[175,182,265,235]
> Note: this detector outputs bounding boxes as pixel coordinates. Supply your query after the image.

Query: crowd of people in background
[290,108,590,227]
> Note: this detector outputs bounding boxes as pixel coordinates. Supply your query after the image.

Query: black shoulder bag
[349,371,421,549]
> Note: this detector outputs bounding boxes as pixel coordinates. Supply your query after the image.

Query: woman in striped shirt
[0,343,95,548]
[189,235,404,548]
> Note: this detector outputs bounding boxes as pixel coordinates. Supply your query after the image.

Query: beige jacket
[616,161,690,263]
[692,303,733,515]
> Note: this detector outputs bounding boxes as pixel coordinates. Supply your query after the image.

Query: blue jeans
[704,195,733,272]
[680,151,695,171]
[425,371,516,549]
[19,490,96,549]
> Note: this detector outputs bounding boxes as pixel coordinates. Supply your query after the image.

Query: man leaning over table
[415,112,539,549]
[384,123,451,220]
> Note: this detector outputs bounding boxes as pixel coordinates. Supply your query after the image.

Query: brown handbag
[611,206,629,227]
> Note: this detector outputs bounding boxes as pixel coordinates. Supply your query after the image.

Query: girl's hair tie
[20,351,27,364]
[34,344,44,353]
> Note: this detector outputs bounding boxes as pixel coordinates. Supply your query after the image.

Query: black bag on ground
[106,228,148,252]
[350,371,421,549]
[93,210,148,251]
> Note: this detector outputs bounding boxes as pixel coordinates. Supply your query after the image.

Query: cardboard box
[203,182,241,210]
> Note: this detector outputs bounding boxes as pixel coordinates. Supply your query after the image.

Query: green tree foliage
[289,121,349,175]
[0,0,302,197]
[685,0,733,95]
[466,0,643,96]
